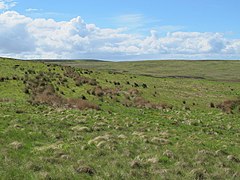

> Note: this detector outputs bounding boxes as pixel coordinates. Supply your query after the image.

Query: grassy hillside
[0,57,240,179]
[48,60,240,81]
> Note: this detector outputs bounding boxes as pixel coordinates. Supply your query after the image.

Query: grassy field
[0,57,240,179]
[48,60,240,81]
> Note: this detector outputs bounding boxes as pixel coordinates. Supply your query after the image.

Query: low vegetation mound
[216,99,240,114]
[25,71,100,110]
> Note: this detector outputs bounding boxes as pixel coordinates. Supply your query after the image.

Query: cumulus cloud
[0,10,239,60]
[0,11,35,54]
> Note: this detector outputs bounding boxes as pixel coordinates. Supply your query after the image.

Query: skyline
[0,0,240,60]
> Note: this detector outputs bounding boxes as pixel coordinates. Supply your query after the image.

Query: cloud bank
[0,11,240,60]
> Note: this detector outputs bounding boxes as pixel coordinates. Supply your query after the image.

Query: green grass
[0,57,240,179]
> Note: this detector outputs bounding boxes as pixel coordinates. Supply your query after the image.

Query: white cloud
[26,8,39,12]
[0,11,239,60]
[0,11,35,54]
[0,0,17,10]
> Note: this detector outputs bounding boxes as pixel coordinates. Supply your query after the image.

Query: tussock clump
[34,142,63,152]
[163,150,175,159]
[95,122,107,127]
[130,160,142,168]
[75,166,95,176]
[215,149,228,156]
[0,98,13,102]
[96,141,107,148]
[9,141,23,150]
[147,157,159,164]
[216,99,240,113]
[26,162,42,171]
[227,155,240,163]
[38,172,51,179]
[118,134,127,139]
[92,126,104,131]
[71,126,91,132]
[13,124,23,129]
[190,168,208,180]
[115,126,123,130]
[150,137,169,145]
[132,131,145,137]
[88,134,112,147]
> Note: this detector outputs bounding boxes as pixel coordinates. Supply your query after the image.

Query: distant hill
[48,59,240,82]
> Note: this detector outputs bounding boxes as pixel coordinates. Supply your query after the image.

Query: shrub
[0,77,5,82]
[142,83,148,88]
[24,88,30,94]
[134,83,139,87]
[81,95,87,100]
[210,102,215,108]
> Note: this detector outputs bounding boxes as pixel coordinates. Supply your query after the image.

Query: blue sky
[13,0,239,35]
[0,0,240,60]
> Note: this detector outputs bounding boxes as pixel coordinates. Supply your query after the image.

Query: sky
[0,0,240,60]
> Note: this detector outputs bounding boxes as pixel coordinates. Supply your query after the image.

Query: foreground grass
[0,57,240,179]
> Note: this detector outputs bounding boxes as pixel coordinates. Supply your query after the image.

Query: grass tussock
[216,99,240,113]
[0,98,14,103]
